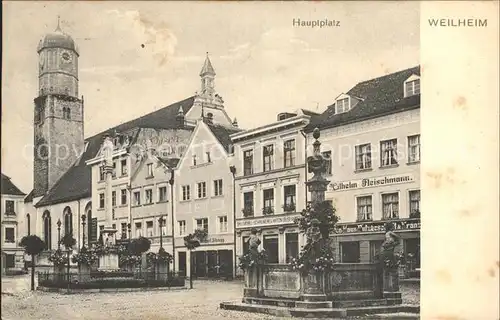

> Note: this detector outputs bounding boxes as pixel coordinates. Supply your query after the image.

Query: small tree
[184,229,208,289]
[19,235,45,291]
[128,236,151,273]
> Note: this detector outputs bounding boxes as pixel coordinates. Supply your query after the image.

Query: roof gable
[1,173,25,196]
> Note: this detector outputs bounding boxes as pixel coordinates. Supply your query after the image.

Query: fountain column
[98,135,120,271]
[300,128,331,303]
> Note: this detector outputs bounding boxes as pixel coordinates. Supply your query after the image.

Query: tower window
[62,107,71,120]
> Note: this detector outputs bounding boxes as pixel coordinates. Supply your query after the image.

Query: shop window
[340,241,360,263]
[5,254,15,268]
[285,233,299,263]
[405,238,421,270]
[370,240,384,262]
[263,235,279,264]
[242,236,250,254]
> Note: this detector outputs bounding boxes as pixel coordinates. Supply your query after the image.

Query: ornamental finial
[55,15,62,32]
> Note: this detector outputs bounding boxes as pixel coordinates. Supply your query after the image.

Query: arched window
[26,213,31,236]
[63,207,73,236]
[42,211,52,250]
[84,202,93,245]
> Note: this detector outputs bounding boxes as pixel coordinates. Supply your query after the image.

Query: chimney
[176,106,185,127]
[232,117,238,128]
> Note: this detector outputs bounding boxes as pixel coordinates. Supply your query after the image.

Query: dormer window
[404,75,420,97]
[336,97,350,114]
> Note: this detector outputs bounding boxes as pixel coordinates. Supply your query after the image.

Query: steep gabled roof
[34,96,195,207]
[1,173,25,196]
[207,123,241,153]
[305,66,420,132]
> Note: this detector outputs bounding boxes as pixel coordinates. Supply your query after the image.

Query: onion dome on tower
[37,16,79,55]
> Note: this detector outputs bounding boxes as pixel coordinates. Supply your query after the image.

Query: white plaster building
[1,174,27,273]
[304,66,421,276]
[231,110,319,270]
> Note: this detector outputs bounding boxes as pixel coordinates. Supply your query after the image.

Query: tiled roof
[34,96,195,207]
[1,173,26,196]
[305,66,420,132]
[157,157,180,169]
[207,123,241,153]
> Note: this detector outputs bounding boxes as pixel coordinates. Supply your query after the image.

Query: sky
[1,1,419,193]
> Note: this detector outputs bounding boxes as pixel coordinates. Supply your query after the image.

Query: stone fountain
[220,128,419,318]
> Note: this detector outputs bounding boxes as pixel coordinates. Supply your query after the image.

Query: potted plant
[282,203,296,212]
[242,206,254,217]
[262,207,274,215]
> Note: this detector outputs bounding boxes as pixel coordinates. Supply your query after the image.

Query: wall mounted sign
[334,218,420,234]
[236,214,300,229]
[329,173,415,192]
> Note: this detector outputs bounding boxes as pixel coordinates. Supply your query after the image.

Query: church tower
[200,52,216,97]
[33,18,84,197]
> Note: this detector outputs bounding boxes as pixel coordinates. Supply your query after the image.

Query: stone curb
[36,286,187,294]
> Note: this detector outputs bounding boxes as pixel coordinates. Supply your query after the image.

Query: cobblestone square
[1,275,419,320]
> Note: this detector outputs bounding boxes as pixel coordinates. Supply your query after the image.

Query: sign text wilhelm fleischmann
[293,18,340,28]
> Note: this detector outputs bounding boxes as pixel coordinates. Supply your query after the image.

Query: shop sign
[236,214,300,229]
[329,174,415,192]
[201,237,225,244]
[334,218,420,234]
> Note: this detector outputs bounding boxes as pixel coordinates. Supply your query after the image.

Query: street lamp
[127,223,132,240]
[229,165,237,279]
[169,170,176,273]
[81,214,87,249]
[57,219,62,250]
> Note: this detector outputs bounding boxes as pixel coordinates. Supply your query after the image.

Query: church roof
[200,54,216,76]
[33,96,196,207]
[1,174,26,196]
[305,66,420,132]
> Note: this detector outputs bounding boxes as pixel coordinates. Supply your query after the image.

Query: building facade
[1,174,27,273]
[174,119,239,279]
[231,110,318,271]
[305,67,421,277]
